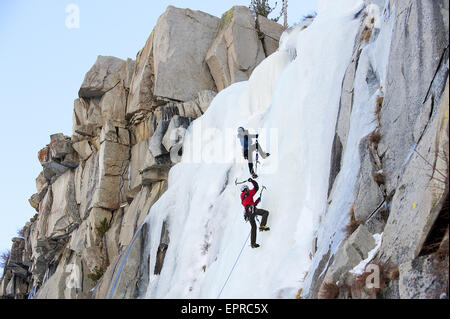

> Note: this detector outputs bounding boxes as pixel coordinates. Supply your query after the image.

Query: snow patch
[350,233,383,275]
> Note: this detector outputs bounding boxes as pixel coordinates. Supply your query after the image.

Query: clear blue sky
[0,0,317,272]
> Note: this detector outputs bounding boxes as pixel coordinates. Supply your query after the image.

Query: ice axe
[258,186,267,201]
[261,185,267,194]
[235,178,248,186]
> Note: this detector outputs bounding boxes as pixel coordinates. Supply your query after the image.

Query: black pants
[249,208,269,245]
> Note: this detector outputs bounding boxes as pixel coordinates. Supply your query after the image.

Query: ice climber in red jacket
[240,178,270,248]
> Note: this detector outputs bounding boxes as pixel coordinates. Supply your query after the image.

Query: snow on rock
[350,233,383,275]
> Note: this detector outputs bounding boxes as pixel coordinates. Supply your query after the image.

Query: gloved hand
[248,178,253,182]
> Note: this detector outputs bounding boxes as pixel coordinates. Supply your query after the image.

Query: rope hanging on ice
[216,231,251,299]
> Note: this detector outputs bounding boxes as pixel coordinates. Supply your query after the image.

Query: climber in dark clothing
[240,178,270,248]
[237,127,270,179]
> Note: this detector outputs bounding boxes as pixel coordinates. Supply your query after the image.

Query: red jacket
[240,180,260,209]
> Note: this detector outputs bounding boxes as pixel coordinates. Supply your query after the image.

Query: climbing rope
[217,231,251,299]
[108,223,145,299]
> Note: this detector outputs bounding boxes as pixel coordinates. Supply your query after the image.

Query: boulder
[60,152,79,169]
[98,140,129,177]
[42,161,70,181]
[49,134,73,160]
[128,138,171,193]
[131,115,153,145]
[38,146,50,165]
[178,100,203,119]
[99,82,128,124]
[93,175,122,211]
[197,90,217,113]
[256,15,284,56]
[28,193,41,212]
[129,140,152,194]
[353,136,385,221]
[322,225,376,286]
[9,238,25,266]
[73,98,103,137]
[347,225,376,260]
[149,120,170,157]
[176,90,217,119]
[117,127,130,146]
[78,56,126,98]
[153,6,220,101]
[72,140,93,161]
[104,207,125,264]
[35,171,49,199]
[141,166,170,185]
[99,121,129,146]
[44,170,80,239]
[323,241,363,284]
[93,140,130,210]
[39,134,79,180]
[33,188,53,247]
[162,115,192,152]
[206,6,266,92]
[78,152,100,220]
[126,32,156,118]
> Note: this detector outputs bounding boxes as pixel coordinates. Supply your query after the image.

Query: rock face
[78,56,127,99]
[126,32,156,118]
[378,0,449,196]
[376,77,449,266]
[206,6,283,92]
[306,0,449,300]
[256,15,285,57]
[1,5,238,299]
[152,6,220,102]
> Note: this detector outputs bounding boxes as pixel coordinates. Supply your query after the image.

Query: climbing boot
[259,226,270,232]
[248,163,258,179]
[251,243,260,249]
